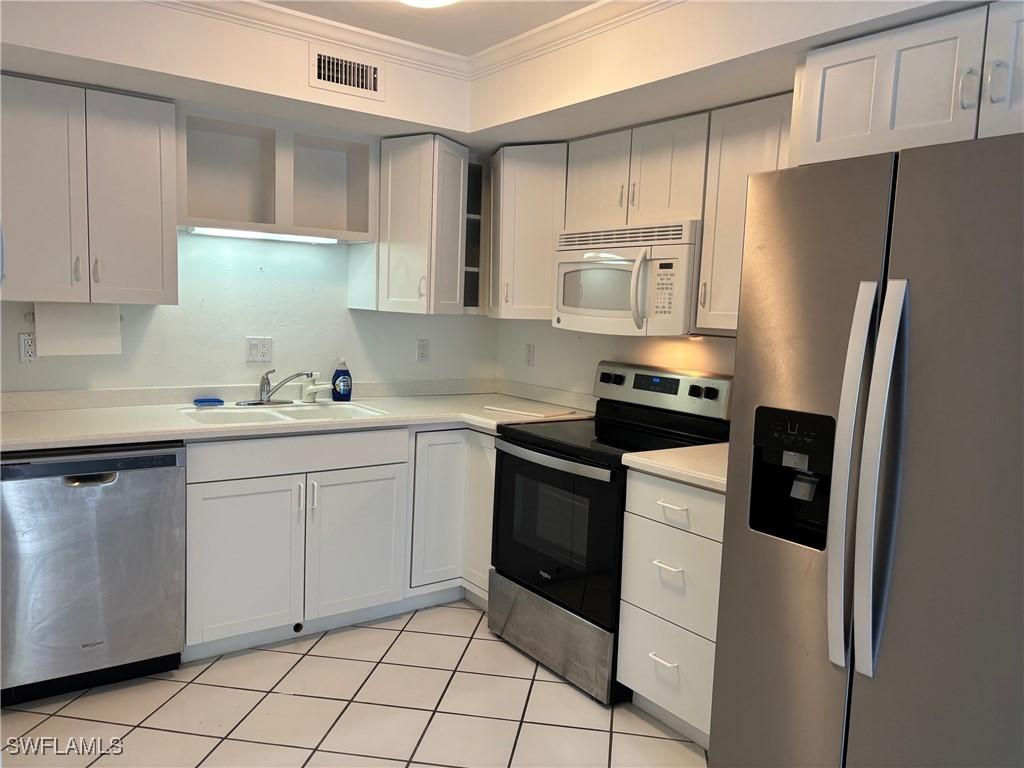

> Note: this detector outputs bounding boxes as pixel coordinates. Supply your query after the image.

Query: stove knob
[688,384,704,398]
[599,372,613,384]
[611,374,626,385]
[703,386,719,401]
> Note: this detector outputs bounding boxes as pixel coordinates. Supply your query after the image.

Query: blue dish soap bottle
[331,360,352,402]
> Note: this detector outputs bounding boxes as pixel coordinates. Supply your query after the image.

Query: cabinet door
[411,430,467,588]
[628,114,709,226]
[378,135,432,314]
[565,130,631,231]
[305,464,408,620]
[979,1,1024,138]
[0,76,89,303]
[461,432,496,593]
[494,144,567,319]
[796,7,986,164]
[86,90,177,304]
[696,94,791,334]
[430,136,468,315]
[488,151,502,318]
[186,475,305,646]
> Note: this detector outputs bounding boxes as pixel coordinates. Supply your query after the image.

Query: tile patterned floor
[1,600,707,768]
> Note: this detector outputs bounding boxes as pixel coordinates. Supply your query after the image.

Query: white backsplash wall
[1,234,497,394]
[496,320,736,397]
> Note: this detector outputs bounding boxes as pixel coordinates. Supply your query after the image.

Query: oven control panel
[593,361,731,420]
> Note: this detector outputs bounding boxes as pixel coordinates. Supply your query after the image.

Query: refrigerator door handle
[853,278,908,678]
[826,280,877,668]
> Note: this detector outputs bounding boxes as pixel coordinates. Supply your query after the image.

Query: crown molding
[469,0,677,78]
[157,0,473,79]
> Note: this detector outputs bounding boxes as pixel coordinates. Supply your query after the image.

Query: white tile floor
[1,601,707,768]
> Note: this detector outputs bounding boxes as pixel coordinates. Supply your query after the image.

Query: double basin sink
[182,402,387,425]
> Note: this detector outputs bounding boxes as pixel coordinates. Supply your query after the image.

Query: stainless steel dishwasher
[1,443,185,704]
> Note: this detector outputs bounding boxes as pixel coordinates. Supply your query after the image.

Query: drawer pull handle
[652,559,684,574]
[648,652,679,669]
[656,499,686,512]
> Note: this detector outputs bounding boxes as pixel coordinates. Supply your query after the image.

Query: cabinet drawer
[616,601,715,736]
[187,429,408,483]
[626,471,725,542]
[621,512,721,640]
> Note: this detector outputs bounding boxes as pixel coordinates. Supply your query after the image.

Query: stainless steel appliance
[2,443,186,705]
[553,223,699,336]
[711,135,1023,767]
[490,361,731,702]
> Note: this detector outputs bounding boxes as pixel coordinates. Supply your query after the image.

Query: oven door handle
[496,439,612,483]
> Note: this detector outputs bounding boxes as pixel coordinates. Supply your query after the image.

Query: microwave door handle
[495,439,612,483]
[853,279,908,679]
[630,249,646,330]
[826,280,877,669]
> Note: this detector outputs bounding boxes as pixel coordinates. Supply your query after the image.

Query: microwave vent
[557,223,696,249]
[309,46,384,101]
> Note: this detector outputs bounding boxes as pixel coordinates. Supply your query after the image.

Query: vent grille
[557,223,697,250]
[316,53,379,93]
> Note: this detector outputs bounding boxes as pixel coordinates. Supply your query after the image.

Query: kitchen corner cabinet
[304,464,408,619]
[376,134,468,315]
[564,114,709,232]
[1,77,177,304]
[793,6,987,165]
[489,143,567,319]
[411,430,468,587]
[979,1,1024,138]
[186,475,306,645]
[695,94,791,335]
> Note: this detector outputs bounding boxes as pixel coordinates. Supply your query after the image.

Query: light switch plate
[246,336,273,362]
[416,338,429,363]
[526,343,536,367]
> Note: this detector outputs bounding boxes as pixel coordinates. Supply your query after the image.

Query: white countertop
[623,442,729,493]
[0,394,587,453]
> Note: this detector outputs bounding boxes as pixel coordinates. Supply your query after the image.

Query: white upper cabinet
[304,464,408,620]
[794,7,987,164]
[980,1,1024,138]
[376,134,468,315]
[1,76,89,303]
[696,94,791,334]
[0,76,177,305]
[565,129,632,230]
[628,114,710,226]
[86,90,178,304]
[489,143,567,320]
[411,430,467,588]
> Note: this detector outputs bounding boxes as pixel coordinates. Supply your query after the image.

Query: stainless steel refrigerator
[710,134,1023,767]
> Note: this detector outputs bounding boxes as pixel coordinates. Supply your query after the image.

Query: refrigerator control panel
[749,407,836,550]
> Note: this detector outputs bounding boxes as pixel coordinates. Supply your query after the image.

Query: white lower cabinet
[186,474,306,646]
[305,464,408,620]
[411,430,468,588]
[461,432,496,594]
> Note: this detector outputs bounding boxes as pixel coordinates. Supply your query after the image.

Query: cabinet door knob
[987,60,1010,104]
[504,282,510,303]
[958,66,980,110]
[73,256,82,282]
[629,182,637,207]
[618,183,625,208]
[700,281,708,307]
[648,651,679,669]
[92,257,100,284]
[418,275,426,298]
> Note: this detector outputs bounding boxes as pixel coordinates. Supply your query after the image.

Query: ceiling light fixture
[187,227,339,245]
[399,0,459,8]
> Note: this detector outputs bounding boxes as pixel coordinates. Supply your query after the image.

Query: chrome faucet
[237,369,314,406]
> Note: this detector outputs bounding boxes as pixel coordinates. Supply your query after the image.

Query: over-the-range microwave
[553,222,699,336]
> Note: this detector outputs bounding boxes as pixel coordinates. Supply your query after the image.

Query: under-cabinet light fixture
[187,227,339,245]
[400,0,459,7]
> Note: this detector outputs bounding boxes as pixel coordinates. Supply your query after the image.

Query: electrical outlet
[18,333,36,363]
[246,336,273,363]
[416,338,429,363]
[525,343,536,368]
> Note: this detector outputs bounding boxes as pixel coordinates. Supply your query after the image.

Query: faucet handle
[261,368,277,379]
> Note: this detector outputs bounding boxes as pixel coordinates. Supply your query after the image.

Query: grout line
[607,700,615,768]
[300,609,415,768]
[505,659,539,768]
[2,685,91,741]
[405,610,487,768]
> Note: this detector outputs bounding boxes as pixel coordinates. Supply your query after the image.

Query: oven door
[492,440,625,631]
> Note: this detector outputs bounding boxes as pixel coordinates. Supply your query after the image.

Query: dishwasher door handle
[63,472,118,487]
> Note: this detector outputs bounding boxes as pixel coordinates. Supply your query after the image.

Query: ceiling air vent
[308,45,385,102]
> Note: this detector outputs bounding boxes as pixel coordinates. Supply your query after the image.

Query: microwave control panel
[652,261,677,317]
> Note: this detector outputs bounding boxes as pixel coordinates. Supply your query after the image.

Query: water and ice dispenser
[749,407,836,550]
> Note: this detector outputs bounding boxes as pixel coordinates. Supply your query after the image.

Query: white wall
[0,234,497,393]
[496,320,735,397]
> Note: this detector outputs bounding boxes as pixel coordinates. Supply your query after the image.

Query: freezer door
[709,154,895,767]
[845,136,1023,767]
